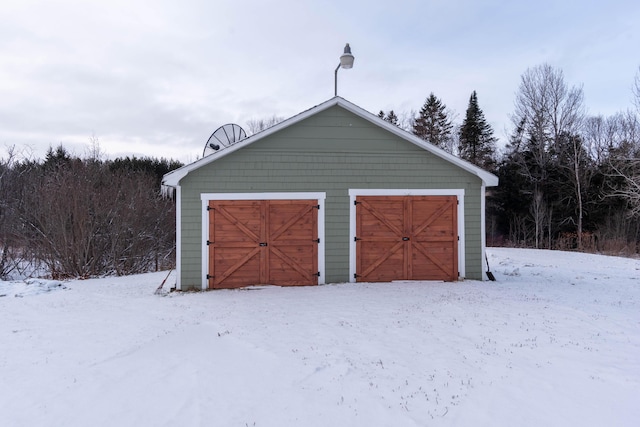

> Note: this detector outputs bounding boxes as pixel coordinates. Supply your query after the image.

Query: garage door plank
[210,202,261,242]
[269,245,314,281]
[211,247,261,288]
[357,198,404,237]
[412,198,456,237]
[269,204,315,241]
[411,241,454,277]
[358,241,404,280]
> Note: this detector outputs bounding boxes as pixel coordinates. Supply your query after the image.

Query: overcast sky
[1,0,639,163]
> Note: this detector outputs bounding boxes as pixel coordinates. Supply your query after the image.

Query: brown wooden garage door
[207,199,319,289]
[355,195,458,282]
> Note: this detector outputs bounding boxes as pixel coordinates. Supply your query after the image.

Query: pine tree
[43,144,72,171]
[378,110,399,126]
[412,93,453,150]
[458,91,497,171]
[385,110,399,126]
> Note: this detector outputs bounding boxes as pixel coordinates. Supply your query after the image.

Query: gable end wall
[178,106,484,289]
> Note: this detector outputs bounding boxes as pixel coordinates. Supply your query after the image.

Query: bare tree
[530,188,547,249]
[606,111,640,218]
[584,115,619,166]
[85,134,105,162]
[398,110,416,133]
[509,64,585,248]
[0,147,20,279]
[554,132,593,249]
[16,151,177,278]
[634,66,640,112]
[246,115,285,135]
[613,162,640,217]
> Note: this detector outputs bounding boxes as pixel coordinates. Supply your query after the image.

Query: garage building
[162,97,499,290]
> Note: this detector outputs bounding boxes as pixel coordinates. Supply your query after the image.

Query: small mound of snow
[0,278,67,298]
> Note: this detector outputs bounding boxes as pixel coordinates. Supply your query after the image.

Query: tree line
[379,63,640,255]
[1,63,638,281]
[0,145,182,279]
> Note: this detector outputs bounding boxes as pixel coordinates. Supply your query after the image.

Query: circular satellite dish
[203,123,247,157]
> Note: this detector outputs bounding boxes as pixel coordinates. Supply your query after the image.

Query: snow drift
[1,248,638,426]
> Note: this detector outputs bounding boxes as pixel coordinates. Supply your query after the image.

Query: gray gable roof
[162,97,499,189]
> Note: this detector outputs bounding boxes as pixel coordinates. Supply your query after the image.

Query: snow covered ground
[1,248,639,427]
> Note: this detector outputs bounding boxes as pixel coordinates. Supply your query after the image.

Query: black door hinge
[206,274,214,280]
[314,272,321,277]
[206,240,213,245]
[354,273,360,279]
[207,205,214,211]
[313,204,320,210]
[314,238,320,243]
[354,200,361,205]
[354,236,361,242]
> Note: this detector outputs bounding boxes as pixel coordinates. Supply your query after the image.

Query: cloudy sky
[1,0,639,162]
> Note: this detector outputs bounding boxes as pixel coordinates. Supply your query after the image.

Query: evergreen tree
[385,110,399,126]
[109,156,183,187]
[412,93,453,150]
[43,144,72,170]
[377,110,400,126]
[458,91,497,171]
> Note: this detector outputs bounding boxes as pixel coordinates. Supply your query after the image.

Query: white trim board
[201,192,326,201]
[175,186,182,290]
[480,184,488,281]
[200,192,326,290]
[348,189,466,282]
